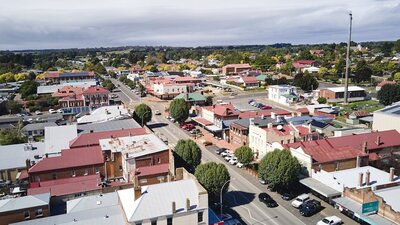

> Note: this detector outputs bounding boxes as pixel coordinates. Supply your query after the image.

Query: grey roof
[37,81,97,94]
[0,117,22,124]
[0,142,46,171]
[118,179,201,222]
[286,115,332,125]
[300,178,341,198]
[22,122,58,132]
[0,193,50,213]
[233,117,287,129]
[67,192,119,213]
[11,205,125,225]
[77,119,140,134]
[45,125,77,154]
[373,186,400,213]
[374,101,400,116]
[0,124,15,129]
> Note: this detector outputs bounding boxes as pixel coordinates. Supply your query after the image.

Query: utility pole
[344,12,353,104]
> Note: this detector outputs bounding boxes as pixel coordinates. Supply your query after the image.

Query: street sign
[362,201,379,214]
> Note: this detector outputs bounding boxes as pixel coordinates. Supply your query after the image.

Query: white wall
[290,147,313,175]
[249,125,267,158]
[201,108,214,125]
[153,83,187,95]
[373,112,400,133]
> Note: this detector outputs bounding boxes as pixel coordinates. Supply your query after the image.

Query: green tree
[394,72,400,81]
[317,97,327,104]
[132,103,152,126]
[102,80,116,91]
[45,95,59,107]
[394,39,400,53]
[94,63,107,75]
[259,149,301,190]
[293,73,319,92]
[354,60,373,83]
[234,146,253,165]
[205,95,213,106]
[195,162,230,200]
[169,98,189,124]
[174,139,202,169]
[19,80,38,99]
[0,128,27,145]
[149,65,159,72]
[5,100,21,114]
[377,84,400,106]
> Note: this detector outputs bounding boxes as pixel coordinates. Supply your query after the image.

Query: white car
[291,194,310,208]
[154,110,161,115]
[224,155,233,161]
[49,109,56,114]
[57,109,64,113]
[221,151,232,157]
[35,110,42,115]
[317,216,342,225]
[229,158,238,165]
[236,162,244,168]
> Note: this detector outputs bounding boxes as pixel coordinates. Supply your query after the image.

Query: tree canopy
[353,60,373,83]
[169,98,189,124]
[102,79,116,91]
[19,80,38,99]
[132,103,152,126]
[293,73,319,92]
[259,149,301,190]
[195,162,230,201]
[234,146,253,165]
[0,128,27,145]
[174,139,202,169]
[377,84,400,106]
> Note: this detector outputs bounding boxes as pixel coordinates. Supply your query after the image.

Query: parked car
[250,101,257,106]
[229,157,238,165]
[248,99,254,104]
[49,109,56,114]
[261,105,272,110]
[190,129,200,134]
[291,194,310,208]
[215,148,227,155]
[57,109,64,113]
[35,110,42,115]
[281,192,295,201]
[221,151,233,157]
[258,193,278,208]
[224,155,233,161]
[236,162,244,168]
[258,178,267,185]
[299,199,321,217]
[203,141,213,146]
[317,216,343,225]
[154,110,161,115]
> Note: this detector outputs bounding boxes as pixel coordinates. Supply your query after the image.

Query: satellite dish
[277,125,283,130]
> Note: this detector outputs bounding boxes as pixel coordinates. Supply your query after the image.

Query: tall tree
[205,95,213,106]
[174,139,202,169]
[354,60,373,83]
[0,128,26,145]
[169,98,189,124]
[234,146,253,165]
[132,103,152,126]
[19,80,38,99]
[377,84,400,106]
[195,162,230,201]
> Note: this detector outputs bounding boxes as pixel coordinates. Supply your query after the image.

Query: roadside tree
[377,84,400,106]
[195,162,230,200]
[132,103,152,126]
[174,139,202,169]
[169,98,189,124]
[234,146,253,165]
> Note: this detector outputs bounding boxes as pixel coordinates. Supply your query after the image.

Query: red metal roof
[239,109,291,118]
[28,175,102,196]
[223,64,251,68]
[69,128,147,148]
[82,86,110,95]
[202,104,239,117]
[296,108,309,114]
[264,125,294,136]
[28,146,104,173]
[377,80,396,87]
[136,164,169,178]
[241,76,258,84]
[193,117,213,126]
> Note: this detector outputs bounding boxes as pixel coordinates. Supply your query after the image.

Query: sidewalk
[196,126,241,151]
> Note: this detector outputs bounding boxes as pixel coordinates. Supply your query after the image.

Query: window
[95,168,100,174]
[119,165,123,171]
[35,208,43,217]
[23,210,30,219]
[157,158,161,163]
[151,219,157,225]
[71,170,76,177]
[84,169,88,176]
[167,217,173,225]
[198,211,204,222]
[52,173,57,180]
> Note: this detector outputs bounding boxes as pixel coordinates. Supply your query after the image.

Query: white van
[317,216,342,225]
[291,194,310,208]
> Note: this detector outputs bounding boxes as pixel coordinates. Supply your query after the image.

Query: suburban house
[222,63,251,75]
[319,86,367,103]
[43,71,95,84]
[373,101,400,133]
[292,60,319,73]
[174,92,206,107]
[21,122,58,137]
[268,85,298,106]
[76,105,130,124]
[0,193,50,225]
[81,86,110,107]
[309,50,324,57]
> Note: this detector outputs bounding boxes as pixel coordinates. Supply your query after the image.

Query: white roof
[374,101,400,116]
[269,84,296,89]
[77,105,130,124]
[326,86,365,92]
[118,179,200,222]
[374,186,400,212]
[37,81,96,94]
[0,142,46,171]
[67,192,119,213]
[0,193,50,213]
[99,133,168,158]
[45,124,77,154]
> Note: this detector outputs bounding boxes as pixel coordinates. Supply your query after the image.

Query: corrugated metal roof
[0,193,50,213]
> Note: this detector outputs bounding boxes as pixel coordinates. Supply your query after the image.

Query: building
[44,125,77,154]
[118,168,208,225]
[43,71,95,84]
[37,81,96,95]
[373,101,400,133]
[52,86,84,98]
[76,118,142,134]
[81,86,110,107]
[292,60,319,73]
[0,193,50,225]
[174,93,206,107]
[222,64,251,75]
[99,133,172,184]
[320,86,366,103]
[309,50,324,57]
[237,76,259,88]
[76,105,130,124]
[268,85,298,106]
[21,122,58,137]
[376,80,396,91]
[238,109,291,119]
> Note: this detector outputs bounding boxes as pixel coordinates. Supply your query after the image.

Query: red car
[261,105,272,110]
[181,124,194,130]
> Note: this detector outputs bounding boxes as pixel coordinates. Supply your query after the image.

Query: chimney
[356,156,361,167]
[25,159,31,169]
[291,112,296,117]
[134,176,141,200]
[45,153,48,158]
[271,112,276,119]
[267,123,273,128]
[362,141,368,153]
[358,172,364,187]
[390,167,395,182]
[90,130,94,133]
[375,136,381,146]
[365,170,371,186]
[226,108,229,115]
[172,202,176,214]
[308,123,312,133]
[186,198,190,211]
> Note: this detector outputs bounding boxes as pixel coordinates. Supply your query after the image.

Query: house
[76,118,142,134]
[256,74,269,85]
[238,109,291,119]
[174,92,206,107]
[99,133,172,184]
[118,168,208,225]
[147,77,193,99]
[76,105,130,124]
[302,66,320,74]
[376,80,396,91]
[222,64,251,75]
[292,60,319,73]
[286,115,332,125]
[320,86,366,103]
[373,101,400,133]
[37,81,96,95]
[52,86,83,98]
[81,86,110,107]
[0,193,50,225]
[268,85,298,106]
[237,76,259,88]
[21,122,58,137]
[309,50,324,57]
[305,120,337,137]
[43,71,95,84]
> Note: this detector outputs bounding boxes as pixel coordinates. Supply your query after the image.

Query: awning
[300,177,341,198]
[205,125,223,132]
[193,117,213,126]
[333,197,396,225]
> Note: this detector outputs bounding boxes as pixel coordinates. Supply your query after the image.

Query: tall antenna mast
[344,12,353,104]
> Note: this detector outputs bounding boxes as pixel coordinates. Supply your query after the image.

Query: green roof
[256,74,268,81]
[174,93,206,102]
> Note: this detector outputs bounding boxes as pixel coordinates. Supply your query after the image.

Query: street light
[141,110,151,127]
[220,178,235,219]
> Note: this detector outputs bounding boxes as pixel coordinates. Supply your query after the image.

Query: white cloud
[0,0,399,49]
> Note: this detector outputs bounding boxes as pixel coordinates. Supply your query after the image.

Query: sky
[0,0,399,50]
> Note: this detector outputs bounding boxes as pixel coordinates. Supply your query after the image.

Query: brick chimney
[172,201,176,214]
[358,172,364,187]
[362,141,368,153]
[25,159,31,169]
[375,136,381,146]
[267,123,273,128]
[390,167,395,182]
[365,170,371,186]
[134,176,141,200]
[186,198,190,211]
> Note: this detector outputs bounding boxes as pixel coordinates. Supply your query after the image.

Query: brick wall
[0,206,49,225]
[135,150,170,168]
[29,164,104,183]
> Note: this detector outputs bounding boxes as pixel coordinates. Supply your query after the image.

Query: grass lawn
[337,99,384,114]
[244,87,266,92]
